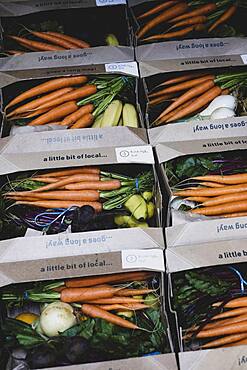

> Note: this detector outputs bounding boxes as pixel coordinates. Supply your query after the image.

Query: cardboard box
[0,250,177,369]
[138,56,247,135]
[166,216,247,246]
[128,0,247,58]
[0,0,133,58]
[154,132,247,227]
[0,58,143,140]
[166,239,247,369]
[0,140,165,253]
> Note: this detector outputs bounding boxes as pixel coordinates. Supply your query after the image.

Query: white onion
[210,107,236,120]
[200,95,237,116]
[40,302,77,337]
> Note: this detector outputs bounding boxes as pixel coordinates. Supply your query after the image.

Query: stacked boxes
[0,1,246,369]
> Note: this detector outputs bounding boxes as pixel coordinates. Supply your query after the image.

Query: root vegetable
[81,304,139,329]
[40,302,76,337]
[6,76,87,110]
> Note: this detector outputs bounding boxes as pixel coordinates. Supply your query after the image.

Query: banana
[122,103,139,128]
[101,100,123,127]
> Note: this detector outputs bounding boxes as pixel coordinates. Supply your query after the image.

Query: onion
[40,302,77,337]
[210,107,236,120]
[199,95,237,116]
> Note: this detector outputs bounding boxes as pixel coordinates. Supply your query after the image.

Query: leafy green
[1,318,46,348]
[63,307,169,358]
[172,271,232,328]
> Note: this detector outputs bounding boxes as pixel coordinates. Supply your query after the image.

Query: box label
[105,62,139,76]
[116,145,154,163]
[122,249,165,271]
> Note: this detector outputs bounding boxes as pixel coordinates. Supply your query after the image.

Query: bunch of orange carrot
[148,70,247,126]
[2,271,159,330]
[136,1,238,43]
[185,296,247,348]
[173,173,247,218]
[5,75,96,128]
[5,74,130,129]
[5,166,120,211]
[6,29,89,54]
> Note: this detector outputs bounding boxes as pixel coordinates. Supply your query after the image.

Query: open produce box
[129,0,247,47]
[138,54,247,137]
[0,0,133,59]
[0,58,144,138]
[0,139,165,253]
[166,237,247,369]
[154,132,247,226]
[0,248,177,369]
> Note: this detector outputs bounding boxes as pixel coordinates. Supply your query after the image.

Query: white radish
[199,95,237,116]
[210,107,236,120]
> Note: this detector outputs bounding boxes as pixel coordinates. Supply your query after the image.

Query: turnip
[40,302,77,337]
[199,95,237,116]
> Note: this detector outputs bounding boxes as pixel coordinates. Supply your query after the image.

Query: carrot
[174,183,247,197]
[7,87,74,117]
[168,15,207,30]
[10,190,100,202]
[27,30,80,49]
[28,101,78,126]
[46,32,90,48]
[196,320,247,338]
[65,180,121,191]
[100,303,149,311]
[60,286,121,303]
[137,1,179,20]
[30,173,100,193]
[186,196,209,202]
[5,76,87,110]
[202,333,247,348]
[191,200,247,216]
[81,304,139,329]
[192,174,247,185]
[142,25,196,42]
[202,192,247,207]
[16,200,103,211]
[149,75,214,98]
[166,86,222,122]
[211,307,247,320]
[116,288,154,297]
[221,212,247,218]
[69,113,94,129]
[137,2,188,39]
[159,80,215,118]
[65,271,154,288]
[199,182,226,188]
[39,167,100,177]
[7,107,51,120]
[156,72,208,88]
[86,297,144,304]
[221,88,230,95]
[32,177,62,184]
[149,94,177,106]
[7,196,39,202]
[209,5,237,33]
[223,338,247,347]
[7,35,65,51]
[60,104,94,126]
[207,314,247,330]
[219,297,247,309]
[169,3,217,23]
[37,85,97,110]
[155,98,197,125]
[5,50,25,55]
